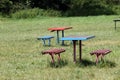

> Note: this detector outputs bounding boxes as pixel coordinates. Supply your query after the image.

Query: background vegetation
[0,0,120,18]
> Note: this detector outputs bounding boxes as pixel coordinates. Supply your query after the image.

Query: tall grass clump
[11,8,42,19]
[42,9,62,17]
[11,8,62,19]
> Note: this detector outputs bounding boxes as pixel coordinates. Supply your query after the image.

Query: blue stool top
[37,36,54,40]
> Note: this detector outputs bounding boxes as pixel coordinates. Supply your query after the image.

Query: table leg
[57,31,59,44]
[48,39,51,46]
[73,40,77,62]
[79,40,82,62]
[115,21,116,30]
[42,39,46,46]
[62,30,64,45]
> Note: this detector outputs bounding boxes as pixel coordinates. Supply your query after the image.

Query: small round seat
[42,48,65,63]
[90,49,112,64]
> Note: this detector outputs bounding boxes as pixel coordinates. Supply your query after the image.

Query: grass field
[0,15,120,80]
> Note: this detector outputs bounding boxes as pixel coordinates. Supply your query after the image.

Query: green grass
[0,15,120,80]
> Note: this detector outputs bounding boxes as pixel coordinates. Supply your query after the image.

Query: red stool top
[42,48,65,55]
[90,49,112,55]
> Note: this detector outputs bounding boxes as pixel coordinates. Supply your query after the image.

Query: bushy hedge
[1,0,120,17]
[11,8,62,19]
[112,5,120,14]
[42,9,62,17]
[64,0,115,16]
[11,8,40,19]
[0,0,13,15]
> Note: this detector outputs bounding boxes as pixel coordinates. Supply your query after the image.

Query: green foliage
[0,0,13,15]
[0,0,120,17]
[43,9,62,17]
[64,0,115,16]
[29,0,71,11]
[11,2,26,13]
[11,8,43,19]
[11,8,62,19]
[112,5,120,14]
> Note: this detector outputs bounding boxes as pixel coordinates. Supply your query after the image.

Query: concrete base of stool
[90,49,112,64]
[41,48,65,63]
[37,36,54,46]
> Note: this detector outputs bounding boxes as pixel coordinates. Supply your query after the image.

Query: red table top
[48,27,72,31]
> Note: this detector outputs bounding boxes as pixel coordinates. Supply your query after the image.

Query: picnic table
[60,35,95,62]
[113,18,120,30]
[48,27,72,45]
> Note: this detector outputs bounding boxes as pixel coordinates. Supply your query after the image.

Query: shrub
[64,0,115,16]
[112,5,120,14]
[42,9,62,17]
[11,8,43,19]
[0,0,13,15]
[11,8,62,19]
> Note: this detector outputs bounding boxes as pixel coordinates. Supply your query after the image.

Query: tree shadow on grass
[75,59,116,68]
[60,40,86,46]
[75,59,95,68]
[96,60,116,68]
[115,27,120,31]
[43,45,54,47]
[60,44,71,47]
[48,59,68,68]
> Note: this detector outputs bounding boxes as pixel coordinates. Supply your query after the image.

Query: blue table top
[60,35,95,41]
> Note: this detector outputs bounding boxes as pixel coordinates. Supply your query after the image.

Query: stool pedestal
[90,49,111,64]
[42,48,65,63]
